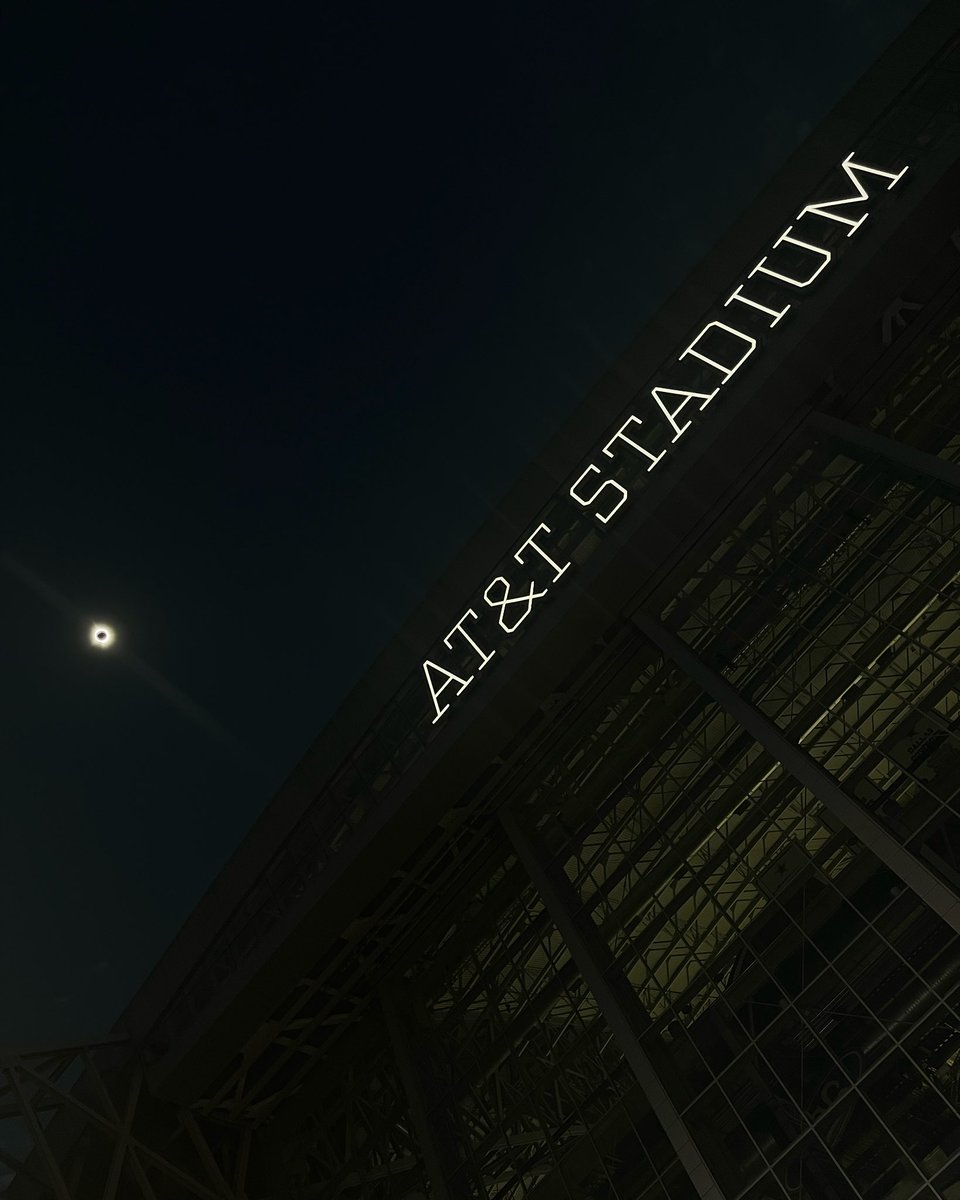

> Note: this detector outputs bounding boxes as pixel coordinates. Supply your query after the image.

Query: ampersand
[483,575,548,633]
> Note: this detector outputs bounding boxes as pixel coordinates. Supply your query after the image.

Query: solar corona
[7,7,960,1200]
[88,622,116,649]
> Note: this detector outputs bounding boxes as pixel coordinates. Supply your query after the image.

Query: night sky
[1,1,930,1043]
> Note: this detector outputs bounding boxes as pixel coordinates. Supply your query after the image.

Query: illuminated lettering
[749,226,831,288]
[569,464,628,524]
[483,575,548,633]
[423,659,474,723]
[602,416,665,470]
[514,523,570,581]
[797,153,908,237]
[651,385,718,436]
[723,284,790,327]
[421,152,911,723]
[679,320,757,385]
[443,608,494,670]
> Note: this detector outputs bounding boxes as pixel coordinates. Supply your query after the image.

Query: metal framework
[10,309,959,1200]
[7,17,960,1198]
[0,1039,250,1199]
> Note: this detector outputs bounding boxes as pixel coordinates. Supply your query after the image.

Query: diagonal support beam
[233,1125,251,1200]
[633,610,960,936]
[500,807,728,1200]
[381,986,472,1200]
[7,1064,73,1200]
[810,412,960,496]
[181,1109,237,1199]
[15,1060,224,1200]
[0,1135,64,1194]
[97,1066,157,1200]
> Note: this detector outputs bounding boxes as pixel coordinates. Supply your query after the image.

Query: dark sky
[0,0,930,1042]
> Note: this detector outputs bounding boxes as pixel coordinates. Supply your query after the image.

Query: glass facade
[7,18,960,1200]
[249,314,960,1199]
[19,28,955,1200]
[146,30,960,1061]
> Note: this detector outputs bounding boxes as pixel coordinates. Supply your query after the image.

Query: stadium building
[5,3,960,1198]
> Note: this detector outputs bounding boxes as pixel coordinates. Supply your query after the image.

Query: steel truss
[0,1039,250,1200]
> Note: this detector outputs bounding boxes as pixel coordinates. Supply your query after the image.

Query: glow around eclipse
[89,623,116,650]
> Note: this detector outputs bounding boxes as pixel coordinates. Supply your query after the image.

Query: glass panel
[899,1004,960,1110]
[774,1133,859,1200]
[684,1083,762,1194]
[933,1157,960,1200]
[815,1091,923,1200]
[860,1051,960,1177]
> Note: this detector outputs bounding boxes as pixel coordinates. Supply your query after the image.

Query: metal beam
[381,987,471,1200]
[6,1064,73,1200]
[810,412,960,494]
[14,1059,225,1200]
[500,807,728,1200]
[181,1110,237,1199]
[633,610,960,936]
[83,1056,157,1200]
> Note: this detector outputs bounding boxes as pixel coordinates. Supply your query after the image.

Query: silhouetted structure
[5,4,960,1198]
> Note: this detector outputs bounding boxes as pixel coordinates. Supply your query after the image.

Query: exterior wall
[253,313,960,1200]
[23,9,958,1200]
[115,5,960,1089]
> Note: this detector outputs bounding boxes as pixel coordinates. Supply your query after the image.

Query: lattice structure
[10,22,960,1200]
[0,1039,250,1199]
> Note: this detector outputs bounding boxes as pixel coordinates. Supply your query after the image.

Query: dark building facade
[6,5,960,1199]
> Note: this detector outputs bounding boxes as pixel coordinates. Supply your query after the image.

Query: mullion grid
[549,703,960,1194]
[664,446,960,882]
[733,540,960,761]
[735,846,960,1195]
[774,850,960,1185]
[620,769,834,1027]
[717,469,960,767]
[697,312,960,677]
[430,895,676,1200]
[417,818,691,1197]
[212,441,960,1123]
[586,717,817,950]
[733,494,960,865]
[751,603,960,812]
[646,812,960,1199]
[570,700,756,917]
[560,680,840,1026]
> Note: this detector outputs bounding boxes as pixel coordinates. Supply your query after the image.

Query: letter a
[423,659,473,723]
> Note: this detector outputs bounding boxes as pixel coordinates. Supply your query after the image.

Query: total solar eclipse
[89,623,116,649]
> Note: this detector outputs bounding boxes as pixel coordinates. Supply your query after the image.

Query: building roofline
[114,0,960,1056]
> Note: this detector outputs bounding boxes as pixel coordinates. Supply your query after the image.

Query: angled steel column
[500,806,728,1200]
[810,412,960,495]
[633,610,960,936]
[6,1064,73,1200]
[380,987,472,1200]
